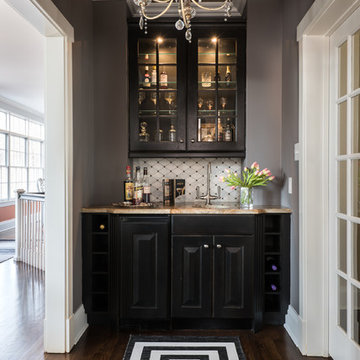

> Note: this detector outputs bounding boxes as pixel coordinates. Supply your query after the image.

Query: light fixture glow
[211,37,217,43]
[157,37,164,44]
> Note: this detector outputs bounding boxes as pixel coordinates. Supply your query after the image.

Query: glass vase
[240,187,253,208]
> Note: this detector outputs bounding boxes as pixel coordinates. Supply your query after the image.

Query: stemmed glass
[220,97,227,109]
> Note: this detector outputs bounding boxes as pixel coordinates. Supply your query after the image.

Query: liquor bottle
[225,66,231,86]
[124,165,134,202]
[169,124,176,142]
[142,167,151,203]
[143,66,151,88]
[134,166,143,205]
[217,118,224,142]
[214,72,221,82]
[160,70,168,89]
[224,118,232,142]
[151,66,157,87]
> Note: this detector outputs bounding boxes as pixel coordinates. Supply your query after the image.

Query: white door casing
[4,0,85,353]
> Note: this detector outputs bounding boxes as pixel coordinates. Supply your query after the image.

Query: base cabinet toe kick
[82,213,290,331]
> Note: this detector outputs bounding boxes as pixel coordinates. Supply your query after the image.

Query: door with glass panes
[187,28,245,154]
[129,28,186,153]
[329,6,360,359]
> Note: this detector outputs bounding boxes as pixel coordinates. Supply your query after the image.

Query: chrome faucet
[196,162,221,205]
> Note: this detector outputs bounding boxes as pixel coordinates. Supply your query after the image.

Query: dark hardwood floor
[0,259,331,360]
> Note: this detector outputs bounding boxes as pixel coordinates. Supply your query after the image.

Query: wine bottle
[134,166,143,205]
[225,66,231,86]
[142,167,151,203]
[124,165,134,202]
[143,66,151,88]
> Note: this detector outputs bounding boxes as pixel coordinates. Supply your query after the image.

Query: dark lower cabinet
[172,234,254,319]
[121,217,169,319]
[214,236,254,318]
[172,236,212,318]
[82,213,290,330]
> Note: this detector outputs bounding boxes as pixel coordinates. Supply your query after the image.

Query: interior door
[330,7,360,359]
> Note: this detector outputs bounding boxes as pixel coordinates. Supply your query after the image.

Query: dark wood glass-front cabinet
[128,24,246,157]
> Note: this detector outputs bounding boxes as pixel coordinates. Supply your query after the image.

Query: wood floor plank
[1,260,332,360]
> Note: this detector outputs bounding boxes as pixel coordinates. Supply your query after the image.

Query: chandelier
[133,0,233,42]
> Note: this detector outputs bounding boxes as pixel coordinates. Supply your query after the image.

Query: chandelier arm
[141,0,174,20]
[180,0,189,28]
[152,0,171,3]
[191,0,227,11]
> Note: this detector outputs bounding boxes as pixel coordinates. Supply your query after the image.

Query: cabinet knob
[203,244,209,248]
[179,139,184,143]
[216,244,222,248]
[99,224,105,230]
[191,139,195,143]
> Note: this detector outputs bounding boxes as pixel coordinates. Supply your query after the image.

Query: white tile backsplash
[132,158,243,202]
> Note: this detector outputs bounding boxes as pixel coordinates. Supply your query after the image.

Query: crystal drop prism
[139,16,144,30]
[190,8,196,18]
[185,28,192,42]
[175,19,185,30]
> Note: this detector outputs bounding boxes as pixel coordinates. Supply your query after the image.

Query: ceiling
[126,0,247,18]
[0,0,45,115]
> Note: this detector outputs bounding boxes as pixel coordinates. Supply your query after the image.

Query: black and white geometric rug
[123,336,246,360]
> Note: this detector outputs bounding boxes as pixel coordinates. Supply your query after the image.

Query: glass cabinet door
[131,35,185,153]
[188,30,245,154]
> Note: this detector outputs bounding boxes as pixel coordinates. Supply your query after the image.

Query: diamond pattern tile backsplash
[132,158,243,202]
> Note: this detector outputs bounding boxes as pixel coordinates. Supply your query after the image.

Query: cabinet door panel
[121,218,169,319]
[214,236,254,318]
[172,236,212,318]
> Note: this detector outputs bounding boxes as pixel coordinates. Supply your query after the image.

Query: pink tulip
[269,176,275,181]
[225,169,230,173]
[255,170,259,175]
[251,162,256,169]
[220,176,224,182]
[259,171,263,176]
[231,186,235,190]
[267,172,272,177]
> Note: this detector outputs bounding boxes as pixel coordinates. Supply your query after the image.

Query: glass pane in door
[353,160,360,217]
[353,223,360,281]
[353,95,360,153]
[352,285,360,344]
[339,101,347,155]
[339,161,347,214]
[339,41,348,98]
[353,30,360,90]
[339,219,347,273]
[339,275,348,332]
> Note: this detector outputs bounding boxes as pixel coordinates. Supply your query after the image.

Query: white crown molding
[126,0,246,18]
[0,95,44,122]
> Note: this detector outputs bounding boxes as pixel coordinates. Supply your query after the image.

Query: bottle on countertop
[142,167,151,203]
[143,66,151,88]
[124,165,134,202]
[134,166,143,205]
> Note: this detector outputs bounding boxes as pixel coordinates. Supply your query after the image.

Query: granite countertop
[82,202,292,215]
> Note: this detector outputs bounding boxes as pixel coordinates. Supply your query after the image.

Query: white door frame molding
[284,0,360,356]
[5,0,80,353]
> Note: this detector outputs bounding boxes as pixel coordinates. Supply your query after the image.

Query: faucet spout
[198,162,221,205]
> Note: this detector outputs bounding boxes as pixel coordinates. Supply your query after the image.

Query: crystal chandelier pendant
[185,28,192,42]
[139,15,144,30]
[175,19,185,30]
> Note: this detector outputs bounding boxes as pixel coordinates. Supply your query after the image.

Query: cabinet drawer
[172,215,255,235]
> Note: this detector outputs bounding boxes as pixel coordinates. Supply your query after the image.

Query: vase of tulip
[220,161,275,208]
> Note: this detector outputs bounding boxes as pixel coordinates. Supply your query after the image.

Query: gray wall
[51,0,95,310]
[93,0,129,205]
[281,0,314,313]
[246,0,283,206]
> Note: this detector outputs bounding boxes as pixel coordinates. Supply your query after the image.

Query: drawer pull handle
[216,244,222,248]
[99,224,105,230]
[203,244,209,249]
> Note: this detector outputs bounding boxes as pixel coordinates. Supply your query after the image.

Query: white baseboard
[284,305,305,354]
[66,304,88,352]
[0,219,15,233]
